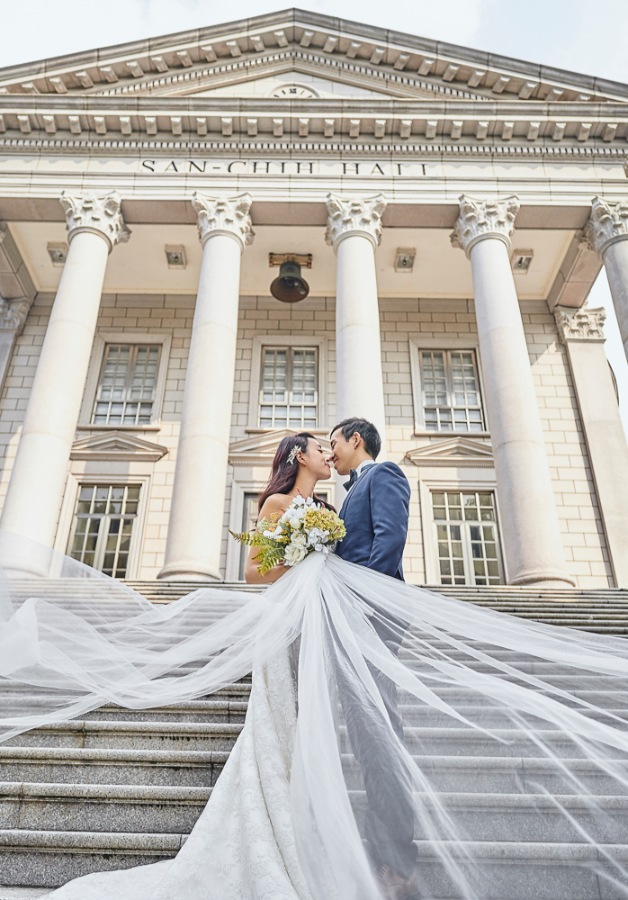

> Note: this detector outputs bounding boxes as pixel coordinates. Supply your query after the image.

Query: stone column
[325,193,387,446]
[585,197,628,362]
[159,194,253,581]
[0,296,30,393]
[0,192,130,547]
[451,195,574,587]
[555,306,628,586]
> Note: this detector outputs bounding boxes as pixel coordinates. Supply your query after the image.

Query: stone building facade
[0,10,628,588]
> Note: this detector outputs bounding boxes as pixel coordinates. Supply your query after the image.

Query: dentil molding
[554,306,607,342]
[450,194,520,257]
[324,192,387,249]
[584,197,628,259]
[59,191,131,250]
[192,192,254,249]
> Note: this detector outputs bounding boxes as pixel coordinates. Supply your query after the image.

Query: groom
[328,418,420,898]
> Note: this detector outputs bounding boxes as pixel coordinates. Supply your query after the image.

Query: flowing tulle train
[1,531,628,899]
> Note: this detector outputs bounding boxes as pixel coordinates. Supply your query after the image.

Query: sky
[1,0,627,433]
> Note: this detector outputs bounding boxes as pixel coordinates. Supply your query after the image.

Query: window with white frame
[432,490,503,586]
[419,350,484,432]
[68,484,141,578]
[259,346,318,429]
[91,344,161,426]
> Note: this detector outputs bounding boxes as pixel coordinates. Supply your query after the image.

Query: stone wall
[0,292,613,586]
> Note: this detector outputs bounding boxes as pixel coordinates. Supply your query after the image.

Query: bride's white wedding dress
[1,530,628,899]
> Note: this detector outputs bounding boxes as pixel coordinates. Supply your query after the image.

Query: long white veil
[1,529,628,899]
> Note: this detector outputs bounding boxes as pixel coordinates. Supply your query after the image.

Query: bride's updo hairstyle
[257,432,334,512]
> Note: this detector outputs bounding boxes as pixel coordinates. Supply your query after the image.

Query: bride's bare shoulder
[257,493,291,520]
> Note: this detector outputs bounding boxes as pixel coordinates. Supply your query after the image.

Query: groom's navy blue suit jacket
[335,462,411,581]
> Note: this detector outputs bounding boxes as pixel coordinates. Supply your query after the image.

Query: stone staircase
[1,583,628,898]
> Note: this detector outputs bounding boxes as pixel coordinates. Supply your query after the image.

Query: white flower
[284,542,307,566]
[291,533,307,548]
[306,527,328,549]
[282,507,305,528]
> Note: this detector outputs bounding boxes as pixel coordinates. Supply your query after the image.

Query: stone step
[7,665,618,694]
[0,697,249,724]
[0,888,49,899]
[0,829,180,888]
[6,719,627,759]
[0,747,229,788]
[2,780,628,845]
[345,726,626,759]
[4,721,242,752]
[344,754,628,796]
[4,651,628,681]
[0,681,252,698]
[2,746,626,796]
[5,657,620,685]
[0,829,625,898]
[14,610,628,638]
[3,696,626,731]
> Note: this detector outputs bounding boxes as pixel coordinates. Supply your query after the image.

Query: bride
[1,426,628,899]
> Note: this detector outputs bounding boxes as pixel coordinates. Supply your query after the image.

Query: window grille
[432,490,502,586]
[92,344,160,426]
[259,347,318,428]
[420,350,484,432]
[68,484,141,578]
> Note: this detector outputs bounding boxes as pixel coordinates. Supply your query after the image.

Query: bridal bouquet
[231,496,346,575]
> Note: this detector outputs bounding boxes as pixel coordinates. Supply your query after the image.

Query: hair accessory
[287,444,301,465]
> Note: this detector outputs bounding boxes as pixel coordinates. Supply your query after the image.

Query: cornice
[0,96,626,146]
[0,137,626,159]
[1,96,627,115]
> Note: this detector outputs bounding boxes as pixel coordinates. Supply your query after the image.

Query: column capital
[192,193,254,250]
[450,194,520,257]
[0,296,30,335]
[584,197,628,259]
[325,193,387,250]
[60,191,131,251]
[554,306,607,343]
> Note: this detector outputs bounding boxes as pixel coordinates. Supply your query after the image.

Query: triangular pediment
[405,437,494,468]
[70,432,169,462]
[1,9,627,105]
[229,428,329,466]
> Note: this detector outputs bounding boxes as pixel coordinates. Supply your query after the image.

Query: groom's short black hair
[330,418,381,459]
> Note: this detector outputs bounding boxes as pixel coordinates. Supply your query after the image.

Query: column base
[157,562,223,582]
[508,568,577,589]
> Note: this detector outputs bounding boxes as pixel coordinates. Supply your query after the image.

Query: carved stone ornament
[192,193,254,249]
[450,194,520,257]
[60,191,131,250]
[0,296,30,333]
[584,197,628,259]
[324,193,387,249]
[554,306,607,343]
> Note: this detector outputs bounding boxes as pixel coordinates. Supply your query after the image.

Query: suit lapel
[339,463,376,518]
